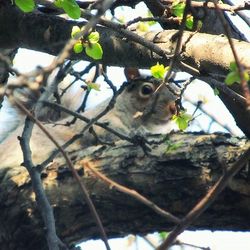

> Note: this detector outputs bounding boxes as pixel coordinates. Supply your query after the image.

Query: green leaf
[73,42,83,53]
[186,15,194,30]
[85,43,103,60]
[148,20,157,26]
[229,61,238,72]
[56,0,81,19]
[150,63,169,79]
[71,26,81,38]
[243,70,250,81]
[54,0,63,8]
[63,0,81,19]
[225,61,250,85]
[147,10,157,26]
[225,71,241,85]
[15,0,35,12]
[138,22,149,32]
[88,32,100,44]
[172,1,185,17]
[159,232,169,240]
[172,111,192,131]
[87,82,101,91]
[214,87,220,96]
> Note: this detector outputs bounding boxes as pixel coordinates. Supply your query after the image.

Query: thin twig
[0,52,20,77]
[69,79,128,139]
[164,0,191,82]
[213,1,250,108]
[82,160,180,224]
[175,239,211,250]
[82,11,174,60]
[41,100,140,151]
[199,76,246,106]
[124,16,165,28]
[183,95,238,135]
[64,63,100,126]
[84,72,119,128]
[155,0,192,94]
[42,100,150,146]
[142,235,158,248]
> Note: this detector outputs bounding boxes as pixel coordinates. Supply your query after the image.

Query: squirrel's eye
[139,83,155,98]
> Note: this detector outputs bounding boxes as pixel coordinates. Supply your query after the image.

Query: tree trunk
[0,132,249,250]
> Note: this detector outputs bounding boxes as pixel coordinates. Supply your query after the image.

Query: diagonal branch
[82,160,180,224]
[19,117,66,250]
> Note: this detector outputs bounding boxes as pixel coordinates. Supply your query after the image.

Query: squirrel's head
[119,68,179,128]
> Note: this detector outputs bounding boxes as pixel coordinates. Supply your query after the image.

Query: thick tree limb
[0,4,249,77]
[0,132,250,250]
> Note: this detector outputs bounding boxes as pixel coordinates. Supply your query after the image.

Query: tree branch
[0,4,249,77]
[0,132,249,249]
[19,117,66,250]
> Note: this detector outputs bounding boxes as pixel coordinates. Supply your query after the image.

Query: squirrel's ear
[124,68,140,81]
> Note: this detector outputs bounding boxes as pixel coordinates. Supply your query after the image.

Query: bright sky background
[1,1,250,249]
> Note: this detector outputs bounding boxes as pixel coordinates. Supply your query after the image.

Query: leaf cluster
[71,26,103,60]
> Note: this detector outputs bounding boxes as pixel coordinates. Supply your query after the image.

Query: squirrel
[0,68,178,168]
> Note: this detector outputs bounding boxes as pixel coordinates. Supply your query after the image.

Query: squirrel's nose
[168,102,177,115]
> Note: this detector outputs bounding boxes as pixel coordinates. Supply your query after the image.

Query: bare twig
[77,64,100,112]
[124,16,172,28]
[154,0,192,94]
[164,0,191,82]
[73,78,128,139]
[142,235,158,248]
[82,160,181,224]
[213,1,250,108]
[183,95,238,135]
[82,11,174,60]
[42,100,151,150]
[64,63,100,126]
[174,239,210,250]
[60,62,95,98]
[42,100,140,146]
[199,76,246,106]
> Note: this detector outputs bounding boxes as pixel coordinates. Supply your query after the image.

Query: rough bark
[0,132,250,250]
